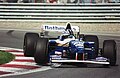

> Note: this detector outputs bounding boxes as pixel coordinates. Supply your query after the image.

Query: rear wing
[42,25,80,32]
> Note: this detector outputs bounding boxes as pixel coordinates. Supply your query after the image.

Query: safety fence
[0,3,120,23]
[1,0,120,3]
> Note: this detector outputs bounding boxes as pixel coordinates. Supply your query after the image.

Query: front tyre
[34,38,49,65]
[103,40,116,66]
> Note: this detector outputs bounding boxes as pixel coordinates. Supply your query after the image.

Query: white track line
[7,61,39,66]
[0,66,52,77]
[0,47,23,51]
[15,57,34,60]
[0,67,28,73]
[9,52,23,55]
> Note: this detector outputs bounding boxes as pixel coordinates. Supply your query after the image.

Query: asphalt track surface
[0,30,120,78]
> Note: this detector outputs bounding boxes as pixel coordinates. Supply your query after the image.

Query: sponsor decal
[42,25,79,32]
[44,25,65,31]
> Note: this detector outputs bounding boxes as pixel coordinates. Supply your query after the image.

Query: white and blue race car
[23,23,117,67]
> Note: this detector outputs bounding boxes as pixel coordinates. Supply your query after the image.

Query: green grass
[0,51,15,65]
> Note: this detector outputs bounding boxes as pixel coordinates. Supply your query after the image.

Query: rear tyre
[84,35,99,57]
[34,38,49,65]
[23,33,39,57]
[103,40,116,66]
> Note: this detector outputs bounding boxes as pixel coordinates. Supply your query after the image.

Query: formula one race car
[23,23,117,67]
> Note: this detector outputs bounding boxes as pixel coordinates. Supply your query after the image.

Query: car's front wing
[51,59,110,65]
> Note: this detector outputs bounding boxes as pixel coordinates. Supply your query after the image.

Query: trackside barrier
[0,3,120,23]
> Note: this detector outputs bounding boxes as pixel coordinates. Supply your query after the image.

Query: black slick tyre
[84,35,99,57]
[103,40,116,66]
[34,38,49,65]
[23,33,39,57]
